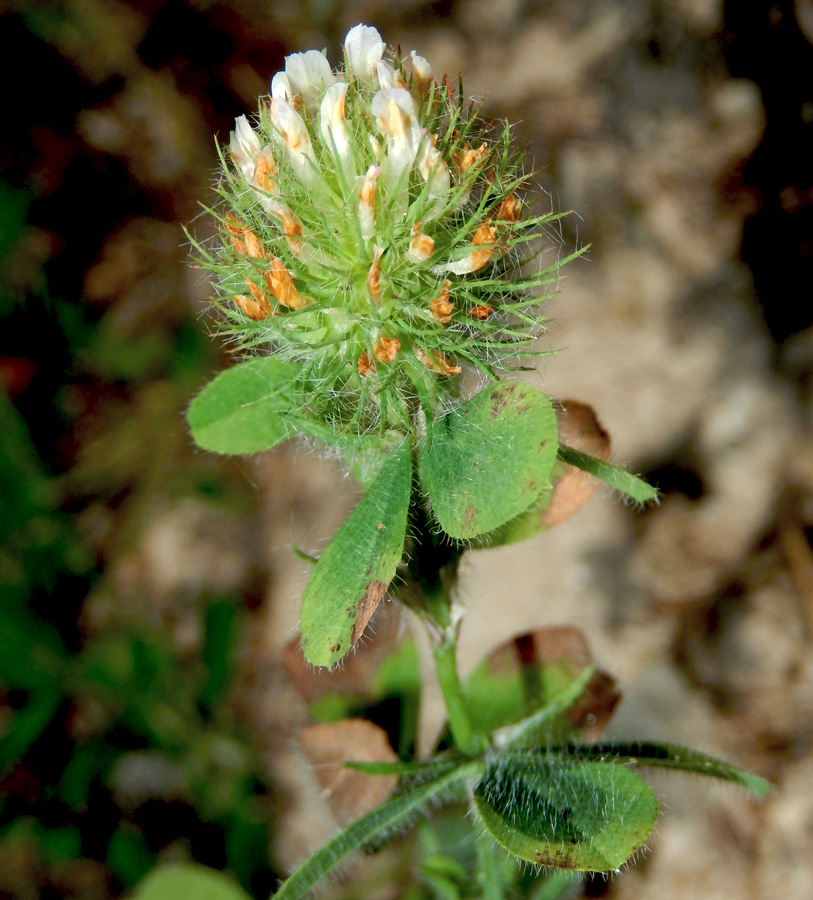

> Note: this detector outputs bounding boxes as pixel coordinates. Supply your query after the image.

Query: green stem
[432,631,483,757]
[404,483,482,755]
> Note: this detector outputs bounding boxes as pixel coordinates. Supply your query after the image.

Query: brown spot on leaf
[351,581,388,645]
[462,505,477,529]
[488,383,522,416]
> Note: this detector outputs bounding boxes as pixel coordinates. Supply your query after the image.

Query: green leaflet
[133,863,251,900]
[473,755,658,872]
[420,383,558,539]
[556,447,658,505]
[477,447,658,549]
[560,742,771,796]
[470,484,555,549]
[299,442,412,668]
[272,760,478,900]
[186,357,298,454]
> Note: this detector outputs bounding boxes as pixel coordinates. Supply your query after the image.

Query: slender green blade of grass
[271,761,480,900]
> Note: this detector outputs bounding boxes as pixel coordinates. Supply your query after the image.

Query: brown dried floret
[373,335,400,363]
[468,304,493,320]
[414,346,461,375]
[264,258,307,310]
[430,280,454,323]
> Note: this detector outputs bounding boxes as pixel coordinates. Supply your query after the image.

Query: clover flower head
[199,24,567,442]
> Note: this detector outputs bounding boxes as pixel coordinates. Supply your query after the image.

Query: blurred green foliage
[0,171,275,898]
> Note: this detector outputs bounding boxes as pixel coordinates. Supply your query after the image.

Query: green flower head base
[201,23,568,439]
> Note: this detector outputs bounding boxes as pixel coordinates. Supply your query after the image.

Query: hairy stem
[432,629,484,757]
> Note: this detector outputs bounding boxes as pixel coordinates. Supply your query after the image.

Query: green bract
[191,23,574,441]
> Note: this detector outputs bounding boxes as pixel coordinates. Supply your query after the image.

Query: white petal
[229,115,261,181]
[284,49,334,108]
[358,164,380,242]
[319,81,355,179]
[376,59,396,89]
[344,24,386,85]
[371,87,422,188]
[416,134,451,220]
[410,51,432,89]
[270,97,318,185]
[270,71,293,102]
[250,144,280,211]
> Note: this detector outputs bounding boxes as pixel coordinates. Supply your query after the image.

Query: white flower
[358,164,380,242]
[270,96,318,185]
[319,81,354,180]
[376,59,397,89]
[344,24,386,85]
[229,115,262,181]
[270,71,293,103]
[410,51,432,90]
[283,49,334,109]
[371,87,422,191]
[416,135,451,221]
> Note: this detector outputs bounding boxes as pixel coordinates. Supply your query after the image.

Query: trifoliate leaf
[419,382,558,539]
[299,442,412,667]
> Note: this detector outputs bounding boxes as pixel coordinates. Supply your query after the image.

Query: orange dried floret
[253,153,278,193]
[408,223,434,263]
[264,258,307,310]
[430,281,454,323]
[233,294,268,321]
[414,346,461,375]
[366,247,383,305]
[469,222,496,272]
[468,304,493,320]
[225,214,266,259]
[454,142,489,176]
[373,335,400,363]
[358,352,376,376]
[496,194,521,222]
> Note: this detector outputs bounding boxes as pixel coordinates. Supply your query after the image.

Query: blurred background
[1,0,812,898]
